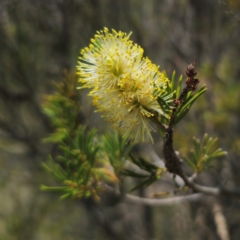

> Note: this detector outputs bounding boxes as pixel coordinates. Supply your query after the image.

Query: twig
[125,193,203,206]
[212,201,230,240]
[189,172,198,182]
[163,61,200,175]
[179,173,240,197]
[102,183,203,206]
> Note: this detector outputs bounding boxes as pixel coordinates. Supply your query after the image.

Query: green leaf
[60,193,73,200]
[184,156,197,169]
[122,169,150,178]
[130,175,159,192]
[42,128,68,143]
[40,185,70,192]
[181,85,207,112]
[76,162,89,182]
[174,85,207,125]
[102,130,134,174]
[171,70,176,93]
[176,75,183,98]
[205,138,218,154]
[193,138,201,158]
[130,178,152,192]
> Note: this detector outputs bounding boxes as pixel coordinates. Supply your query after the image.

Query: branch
[125,193,203,206]
[179,173,240,197]
[212,201,230,240]
[102,183,203,206]
[163,61,200,175]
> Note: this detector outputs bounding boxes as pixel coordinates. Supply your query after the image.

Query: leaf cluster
[122,154,166,191]
[42,71,81,140]
[41,126,111,200]
[102,131,134,176]
[156,71,207,126]
[41,72,122,200]
[184,133,227,173]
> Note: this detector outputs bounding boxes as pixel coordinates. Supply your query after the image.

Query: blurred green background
[0,0,240,239]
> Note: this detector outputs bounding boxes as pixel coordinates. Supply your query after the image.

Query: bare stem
[125,193,203,206]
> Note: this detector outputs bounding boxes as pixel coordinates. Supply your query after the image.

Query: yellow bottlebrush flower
[77,28,169,143]
[78,27,143,89]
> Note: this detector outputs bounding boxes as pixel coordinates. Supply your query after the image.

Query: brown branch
[163,127,184,175]
[163,61,200,175]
